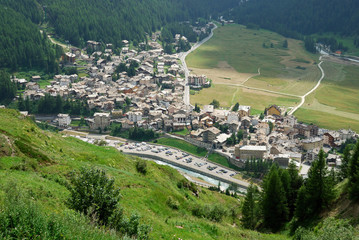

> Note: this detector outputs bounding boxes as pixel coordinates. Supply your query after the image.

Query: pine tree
[294,185,308,222]
[241,184,259,229]
[348,142,359,200]
[287,161,302,218]
[0,70,17,104]
[261,165,288,231]
[283,39,288,48]
[339,145,351,180]
[294,149,335,222]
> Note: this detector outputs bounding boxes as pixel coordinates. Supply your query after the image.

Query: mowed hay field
[190,83,300,114]
[294,61,359,132]
[186,24,321,96]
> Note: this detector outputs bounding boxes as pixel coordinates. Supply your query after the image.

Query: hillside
[0,5,62,72]
[230,0,359,38]
[38,0,238,47]
[0,109,287,240]
[0,0,238,72]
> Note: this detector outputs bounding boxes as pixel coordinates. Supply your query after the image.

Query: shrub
[166,196,179,210]
[136,160,147,175]
[0,185,66,239]
[94,139,108,146]
[177,178,198,194]
[191,204,228,222]
[293,217,354,240]
[66,167,121,225]
[109,211,151,240]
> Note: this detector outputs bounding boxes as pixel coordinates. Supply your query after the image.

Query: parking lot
[67,133,250,189]
[119,142,250,189]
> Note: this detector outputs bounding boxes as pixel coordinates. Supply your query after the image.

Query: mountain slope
[230,0,359,38]
[0,109,288,240]
[0,5,61,72]
[39,0,238,47]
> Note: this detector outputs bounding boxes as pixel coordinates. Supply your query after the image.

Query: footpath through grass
[155,137,207,157]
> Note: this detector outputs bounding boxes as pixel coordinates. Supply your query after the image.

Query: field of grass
[187,24,320,95]
[155,137,207,157]
[190,83,300,113]
[0,109,289,239]
[295,108,359,132]
[187,24,359,132]
[294,61,359,132]
[172,128,190,136]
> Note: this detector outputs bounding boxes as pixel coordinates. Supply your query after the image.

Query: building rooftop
[240,145,267,151]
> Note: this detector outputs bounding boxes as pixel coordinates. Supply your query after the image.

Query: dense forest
[230,0,359,39]
[0,5,62,73]
[39,0,238,47]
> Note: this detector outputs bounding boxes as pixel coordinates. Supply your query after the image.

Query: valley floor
[187,24,359,132]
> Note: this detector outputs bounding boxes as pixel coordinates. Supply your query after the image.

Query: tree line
[242,143,359,235]
[38,0,238,48]
[0,5,62,73]
[230,0,359,47]
[17,94,95,116]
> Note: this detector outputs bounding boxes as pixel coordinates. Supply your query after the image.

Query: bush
[66,167,121,225]
[293,217,354,240]
[94,139,108,146]
[0,185,66,239]
[166,196,179,210]
[109,211,151,240]
[0,183,122,239]
[136,160,148,175]
[191,204,228,222]
[177,178,198,195]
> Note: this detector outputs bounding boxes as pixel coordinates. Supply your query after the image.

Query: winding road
[179,25,326,115]
[288,56,324,115]
[179,23,218,107]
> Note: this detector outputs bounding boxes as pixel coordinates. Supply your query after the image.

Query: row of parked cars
[121,142,237,178]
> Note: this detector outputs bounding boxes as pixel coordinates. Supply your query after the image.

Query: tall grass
[0,183,121,240]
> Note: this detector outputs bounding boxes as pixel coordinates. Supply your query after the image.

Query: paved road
[179,23,218,107]
[288,56,324,115]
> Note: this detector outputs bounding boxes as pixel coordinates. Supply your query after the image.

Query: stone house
[88,112,111,131]
[57,114,71,128]
[202,127,221,143]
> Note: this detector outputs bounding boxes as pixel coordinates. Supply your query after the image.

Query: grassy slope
[190,83,300,112]
[295,61,359,132]
[0,109,288,239]
[155,137,207,157]
[187,24,320,95]
[187,24,359,132]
